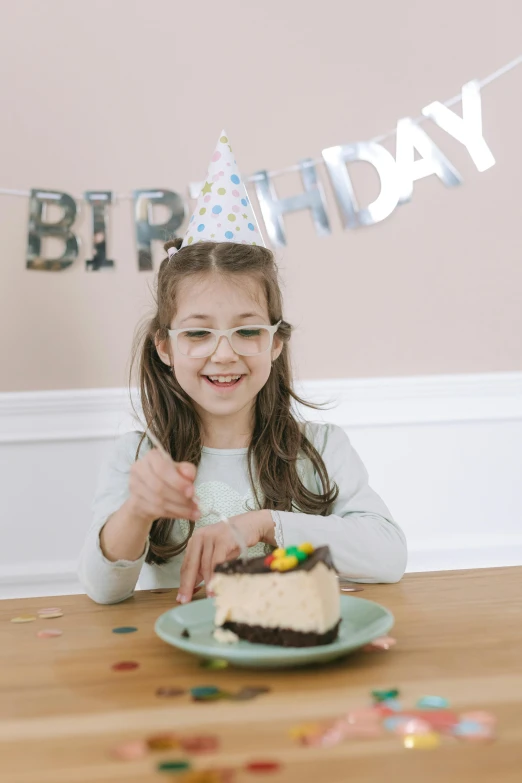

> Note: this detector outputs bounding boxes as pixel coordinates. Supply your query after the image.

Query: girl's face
[157,272,282,425]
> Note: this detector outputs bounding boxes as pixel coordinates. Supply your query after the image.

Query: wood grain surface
[1,567,521,782]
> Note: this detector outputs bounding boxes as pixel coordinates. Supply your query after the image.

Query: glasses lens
[177,330,216,357]
[230,327,271,355]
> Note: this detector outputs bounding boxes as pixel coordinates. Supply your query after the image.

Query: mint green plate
[155,595,394,669]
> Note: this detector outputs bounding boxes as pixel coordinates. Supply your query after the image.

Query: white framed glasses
[168,321,281,358]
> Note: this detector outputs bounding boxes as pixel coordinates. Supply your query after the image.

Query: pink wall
[1,0,521,391]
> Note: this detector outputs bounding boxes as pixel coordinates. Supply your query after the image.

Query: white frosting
[213,628,239,644]
[210,561,340,635]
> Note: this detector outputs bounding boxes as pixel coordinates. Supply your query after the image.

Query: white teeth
[207,375,241,383]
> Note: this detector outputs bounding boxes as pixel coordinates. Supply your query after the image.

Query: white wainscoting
[1,372,522,599]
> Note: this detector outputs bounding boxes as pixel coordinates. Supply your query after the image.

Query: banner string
[1,52,521,201]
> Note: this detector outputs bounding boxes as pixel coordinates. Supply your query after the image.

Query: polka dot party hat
[181,130,265,248]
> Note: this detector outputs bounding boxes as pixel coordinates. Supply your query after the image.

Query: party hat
[181,130,265,248]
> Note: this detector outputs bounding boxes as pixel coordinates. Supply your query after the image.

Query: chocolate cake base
[222,620,341,648]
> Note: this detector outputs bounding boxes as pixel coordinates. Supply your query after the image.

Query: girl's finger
[201,538,215,589]
[208,544,230,595]
[177,536,204,604]
[132,480,199,521]
[211,543,232,574]
[164,503,201,520]
[193,572,205,594]
[148,451,193,493]
[142,484,200,519]
[178,462,197,481]
[143,493,199,520]
[141,460,193,508]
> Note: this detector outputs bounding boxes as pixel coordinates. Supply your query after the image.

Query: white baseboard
[1,372,521,599]
[407,534,522,573]
[0,561,82,599]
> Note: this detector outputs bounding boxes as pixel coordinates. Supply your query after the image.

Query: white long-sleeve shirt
[78,422,407,604]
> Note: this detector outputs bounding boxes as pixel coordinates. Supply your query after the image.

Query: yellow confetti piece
[404,732,441,750]
[289,722,322,740]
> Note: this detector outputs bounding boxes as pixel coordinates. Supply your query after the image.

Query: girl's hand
[177,510,276,604]
[127,449,201,526]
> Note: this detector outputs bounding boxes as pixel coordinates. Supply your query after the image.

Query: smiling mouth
[203,374,245,388]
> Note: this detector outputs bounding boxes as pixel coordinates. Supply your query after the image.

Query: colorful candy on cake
[210,544,341,647]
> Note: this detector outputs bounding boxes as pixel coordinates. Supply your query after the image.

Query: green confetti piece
[157,760,191,772]
[372,688,400,702]
[200,658,229,670]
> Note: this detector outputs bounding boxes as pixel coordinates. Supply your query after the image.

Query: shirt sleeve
[270,423,407,583]
[77,431,150,604]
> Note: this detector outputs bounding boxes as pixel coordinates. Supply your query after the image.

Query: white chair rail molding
[1,371,521,599]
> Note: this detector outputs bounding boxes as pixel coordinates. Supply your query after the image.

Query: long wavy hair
[131,239,338,565]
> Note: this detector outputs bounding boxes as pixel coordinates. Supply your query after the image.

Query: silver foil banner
[322,142,400,228]
[253,159,331,247]
[84,191,114,271]
[24,80,496,269]
[422,80,495,173]
[395,118,462,204]
[27,189,79,271]
[133,189,185,271]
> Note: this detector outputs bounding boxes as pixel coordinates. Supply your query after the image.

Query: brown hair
[131,239,338,565]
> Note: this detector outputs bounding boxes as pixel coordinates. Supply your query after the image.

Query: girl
[78,239,407,605]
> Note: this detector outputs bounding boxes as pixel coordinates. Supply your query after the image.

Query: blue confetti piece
[191,686,220,698]
[417,695,449,710]
[383,716,409,732]
[453,720,483,736]
[383,698,403,712]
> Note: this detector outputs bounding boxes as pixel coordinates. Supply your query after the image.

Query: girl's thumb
[178,462,196,480]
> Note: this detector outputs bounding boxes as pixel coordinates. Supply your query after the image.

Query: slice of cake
[209,544,341,647]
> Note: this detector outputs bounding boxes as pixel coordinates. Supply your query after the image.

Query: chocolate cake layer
[214,545,336,576]
[222,619,341,648]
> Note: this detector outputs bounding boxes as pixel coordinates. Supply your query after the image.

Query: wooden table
[1,568,521,783]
